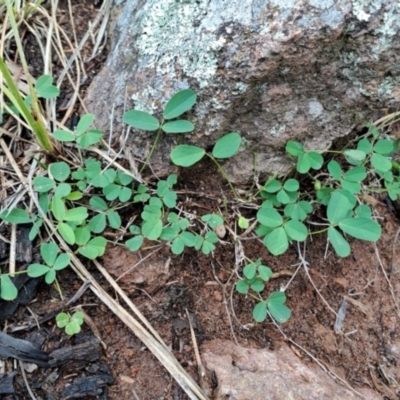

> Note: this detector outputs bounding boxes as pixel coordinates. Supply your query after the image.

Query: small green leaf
[327,160,342,180]
[33,176,55,193]
[250,279,265,293]
[58,223,75,245]
[56,312,69,328]
[283,179,299,192]
[162,120,194,133]
[258,265,273,281]
[49,162,71,182]
[55,183,72,198]
[51,196,66,222]
[0,275,18,300]
[204,231,219,244]
[201,214,224,229]
[162,191,177,208]
[41,242,58,266]
[201,240,216,255]
[328,226,350,257]
[263,179,281,193]
[119,187,132,202]
[53,129,75,141]
[284,220,308,241]
[297,153,311,173]
[180,231,197,247]
[344,165,367,182]
[163,88,197,119]
[142,219,163,240]
[257,208,283,228]
[65,321,81,335]
[141,204,162,221]
[107,210,121,229]
[253,302,267,322]
[103,183,121,201]
[76,114,95,135]
[170,145,205,167]
[160,227,179,241]
[236,280,249,294]
[212,132,242,159]
[357,138,372,154]
[53,253,70,271]
[45,268,56,284]
[90,196,108,211]
[27,263,50,278]
[0,209,31,224]
[374,139,394,155]
[264,227,288,256]
[35,75,59,98]
[243,262,257,280]
[308,152,323,170]
[171,236,185,254]
[123,110,160,131]
[371,153,392,172]
[285,141,304,156]
[71,311,85,324]
[88,214,106,233]
[339,218,381,241]
[64,207,88,222]
[238,216,250,229]
[327,191,351,225]
[267,292,291,323]
[77,129,102,148]
[126,235,144,252]
[344,149,366,162]
[74,226,91,246]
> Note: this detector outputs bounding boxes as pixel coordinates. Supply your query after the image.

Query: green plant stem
[309,228,328,235]
[140,124,163,174]
[206,153,240,199]
[2,2,54,153]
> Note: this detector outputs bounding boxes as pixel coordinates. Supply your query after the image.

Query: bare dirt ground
[1,1,400,399]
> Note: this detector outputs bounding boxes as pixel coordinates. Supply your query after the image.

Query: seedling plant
[0,79,394,329]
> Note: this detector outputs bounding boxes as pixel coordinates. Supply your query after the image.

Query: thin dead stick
[297,242,338,316]
[9,223,16,276]
[186,309,211,397]
[373,242,400,313]
[19,361,37,400]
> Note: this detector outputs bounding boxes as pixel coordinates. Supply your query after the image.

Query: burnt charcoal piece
[0,332,49,367]
[61,374,114,399]
[48,338,101,368]
[16,227,33,263]
[0,371,17,394]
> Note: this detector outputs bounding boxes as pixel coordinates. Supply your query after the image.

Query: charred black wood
[0,371,17,394]
[0,332,49,367]
[62,374,114,399]
[48,338,101,368]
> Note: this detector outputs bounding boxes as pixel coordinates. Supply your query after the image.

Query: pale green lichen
[136,0,223,89]
[270,124,286,137]
[351,0,385,21]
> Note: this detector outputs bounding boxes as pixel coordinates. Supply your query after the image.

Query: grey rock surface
[201,339,380,400]
[86,0,400,182]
